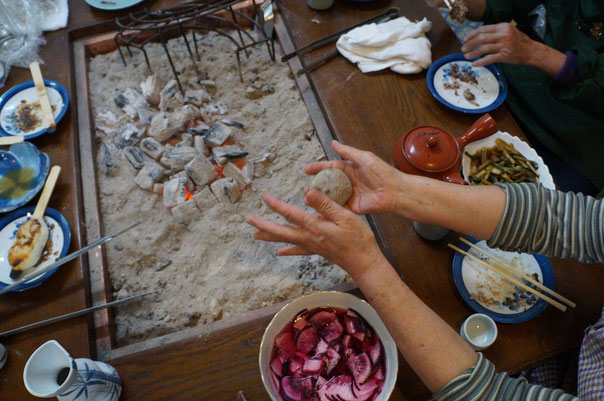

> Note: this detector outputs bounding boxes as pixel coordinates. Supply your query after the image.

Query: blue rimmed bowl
[0,79,69,139]
[0,142,50,213]
[0,206,71,292]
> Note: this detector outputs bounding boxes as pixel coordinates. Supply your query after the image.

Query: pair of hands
[246,141,402,276]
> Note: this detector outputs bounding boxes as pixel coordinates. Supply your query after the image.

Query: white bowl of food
[259,291,398,401]
[461,131,555,189]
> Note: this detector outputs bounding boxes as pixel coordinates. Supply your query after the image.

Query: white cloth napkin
[336,17,433,74]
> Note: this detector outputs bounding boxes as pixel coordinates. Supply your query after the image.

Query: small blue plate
[0,79,69,139]
[0,207,71,292]
[0,142,50,213]
[452,237,554,324]
[85,0,145,10]
[427,54,507,114]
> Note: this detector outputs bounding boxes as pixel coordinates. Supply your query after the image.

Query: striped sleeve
[487,183,604,263]
[434,353,581,401]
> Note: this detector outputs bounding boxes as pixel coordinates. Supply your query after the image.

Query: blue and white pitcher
[23,340,122,401]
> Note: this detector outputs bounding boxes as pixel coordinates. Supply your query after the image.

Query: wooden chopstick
[29,62,56,130]
[459,237,576,308]
[0,136,24,146]
[448,243,567,312]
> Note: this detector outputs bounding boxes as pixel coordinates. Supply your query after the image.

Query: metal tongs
[0,222,140,296]
[283,7,400,76]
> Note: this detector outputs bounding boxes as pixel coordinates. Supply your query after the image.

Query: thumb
[331,140,367,165]
[305,189,348,222]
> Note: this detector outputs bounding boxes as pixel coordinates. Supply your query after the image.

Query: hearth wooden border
[70,8,353,361]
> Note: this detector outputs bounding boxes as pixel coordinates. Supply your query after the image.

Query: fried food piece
[8,217,49,279]
[450,0,469,23]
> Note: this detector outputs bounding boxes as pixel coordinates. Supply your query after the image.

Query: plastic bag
[0,0,61,68]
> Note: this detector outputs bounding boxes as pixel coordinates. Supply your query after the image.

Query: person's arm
[247,190,478,392]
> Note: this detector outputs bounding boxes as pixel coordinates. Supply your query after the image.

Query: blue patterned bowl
[0,142,50,213]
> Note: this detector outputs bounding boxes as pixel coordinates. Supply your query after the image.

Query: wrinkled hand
[462,23,538,67]
[246,189,383,276]
[305,141,404,215]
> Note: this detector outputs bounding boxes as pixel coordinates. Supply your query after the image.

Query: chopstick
[448,243,568,312]
[442,0,453,11]
[459,237,576,308]
[296,48,339,77]
[0,136,24,146]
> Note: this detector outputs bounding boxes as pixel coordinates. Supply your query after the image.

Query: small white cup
[460,313,497,351]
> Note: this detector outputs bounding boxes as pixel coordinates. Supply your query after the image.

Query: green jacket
[484,0,604,189]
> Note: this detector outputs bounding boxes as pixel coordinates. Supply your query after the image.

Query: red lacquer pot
[392,114,498,184]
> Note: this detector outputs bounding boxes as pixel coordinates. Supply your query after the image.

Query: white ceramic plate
[259,291,398,401]
[0,215,64,289]
[434,60,500,110]
[0,87,63,136]
[462,131,555,189]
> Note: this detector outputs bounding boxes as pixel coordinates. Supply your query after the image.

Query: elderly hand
[305,141,405,215]
[462,23,541,67]
[246,189,383,276]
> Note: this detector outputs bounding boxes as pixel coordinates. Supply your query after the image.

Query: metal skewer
[0,222,141,296]
[281,7,400,62]
[0,290,157,338]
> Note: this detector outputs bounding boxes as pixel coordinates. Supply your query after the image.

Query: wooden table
[1,0,602,400]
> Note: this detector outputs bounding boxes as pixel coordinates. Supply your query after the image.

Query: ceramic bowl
[0,142,50,213]
[259,291,398,401]
[461,131,555,190]
[0,79,69,139]
[460,313,498,351]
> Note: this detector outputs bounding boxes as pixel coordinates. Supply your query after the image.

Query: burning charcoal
[134,161,165,190]
[205,123,233,147]
[140,137,165,160]
[263,83,275,94]
[184,88,212,107]
[223,162,252,190]
[221,119,245,129]
[100,143,119,175]
[151,258,172,272]
[163,178,187,208]
[140,74,162,106]
[192,186,217,211]
[114,88,149,119]
[168,146,198,171]
[113,124,145,149]
[185,155,218,187]
[174,104,201,126]
[212,145,248,166]
[253,153,273,177]
[137,107,155,125]
[210,178,242,203]
[152,183,163,194]
[175,133,193,148]
[199,79,216,88]
[242,162,254,182]
[194,136,210,156]
[171,200,201,224]
[95,110,122,135]
[159,145,173,168]
[189,121,210,136]
[204,102,227,115]
[123,146,148,170]
[149,106,198,142]
[159,79,184,111]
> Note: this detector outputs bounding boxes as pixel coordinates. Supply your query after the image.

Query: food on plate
[465,139,540,185]
[7,100,56,133]
[450,0,469,23]
[270,307,386,401]
[463,88,478,106]
[8,216,49,279]
[449,63,477,85]
[311,169,353,206]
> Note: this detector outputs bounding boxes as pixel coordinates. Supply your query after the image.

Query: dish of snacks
[452,238,555,323]
[427,54,507,113]
[461,131,555,189]
[450,0,469,23]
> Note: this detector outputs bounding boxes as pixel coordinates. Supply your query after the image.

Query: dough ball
[310,168,352,206]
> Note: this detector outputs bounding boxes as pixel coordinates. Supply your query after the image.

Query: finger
[461,33,501,53]
[262,194,314,227]
[254,230,285,243]
[246,216,305,243]
[464,43,502,60]
[305,160,348,175]
[305,189,348,222]
[472,53,505,67]
[278,245,313,256]
[464,24,501,42]
[331,140,369,164]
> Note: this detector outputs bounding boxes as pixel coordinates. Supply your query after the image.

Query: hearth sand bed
[84,31,351,347]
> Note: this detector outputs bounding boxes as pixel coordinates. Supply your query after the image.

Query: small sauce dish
[460,313,497,351]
